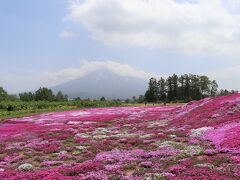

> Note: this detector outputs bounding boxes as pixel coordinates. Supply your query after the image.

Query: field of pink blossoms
[1,94,240,179]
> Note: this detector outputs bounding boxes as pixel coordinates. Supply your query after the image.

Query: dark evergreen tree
[145,77,158,102]
[172,74,178,101]
[64,94,68,101]
[157,78,167,102]
[145,74,224,103]
[184,74,191,101]
[56,91,65,101]
[189,74,201,100]
[178,75,185,100]
[100,96,106,101]
[166,76,174,102]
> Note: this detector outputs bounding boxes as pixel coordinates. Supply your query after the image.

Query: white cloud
[207,65,240,90]
[65,0,240,55]
[43,60,158,85]
[59,30,76,38]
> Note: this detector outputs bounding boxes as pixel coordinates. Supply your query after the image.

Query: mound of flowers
[1,94,240,179]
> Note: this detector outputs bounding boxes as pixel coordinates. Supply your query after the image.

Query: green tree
[144,74,222,103]
[178,75,185,100]
[210,80,218,96]
[64,94,68,101]
[131,96,137,103]
[7,95,18,101]
[189,74,201,100]
[35,87,55,101]
[145,77,158,102]
[74,97,81,101]
[166,76,174,102]
[219,89,229,96]
[56,91,65,101]
[125,98,130,103]
[100,96,106,101]
[0,87,8,102]
[199,76,211,97]
[19,92,35,101]
[231,90,238,94]
[157,78,167,102]
[137,95,145,103]
[172,74,178,101]
[183,74,191,101]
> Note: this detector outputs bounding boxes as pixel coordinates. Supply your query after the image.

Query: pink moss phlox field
[1,94,240,179]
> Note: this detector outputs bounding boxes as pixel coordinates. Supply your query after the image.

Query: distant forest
[0,87,68,102]
[0,74,238,104]
[145,74,238,103]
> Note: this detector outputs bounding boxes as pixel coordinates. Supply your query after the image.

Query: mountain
[52,69,148,99]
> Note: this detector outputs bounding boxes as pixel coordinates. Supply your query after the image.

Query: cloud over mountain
[65,0,240,55]
[0,61,158,94]
[43,60,158,85]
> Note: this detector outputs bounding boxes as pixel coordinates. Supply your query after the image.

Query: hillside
[0,94,240,179]
[52,69,148,99]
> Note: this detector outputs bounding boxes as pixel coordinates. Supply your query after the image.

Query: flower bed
[1,94,240,179]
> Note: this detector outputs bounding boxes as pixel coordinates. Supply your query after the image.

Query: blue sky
[1,0,240,93]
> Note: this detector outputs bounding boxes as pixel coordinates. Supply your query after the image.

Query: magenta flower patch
[1,94,240,178]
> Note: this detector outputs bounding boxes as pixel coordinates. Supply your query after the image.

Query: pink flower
[140,161,152,168]
[168,165,186,174]
[230,156,240,163]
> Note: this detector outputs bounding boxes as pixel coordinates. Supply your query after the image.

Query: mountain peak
[52,68,148,99]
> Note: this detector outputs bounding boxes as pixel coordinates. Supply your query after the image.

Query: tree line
[0,87,19,102]
[145,74,238,103]
[0,75,238,104]
[0,87,122,116]
[0,87,113,103]
[0,86,119,103]
[0,87,68,102]
[19,88,68,102]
